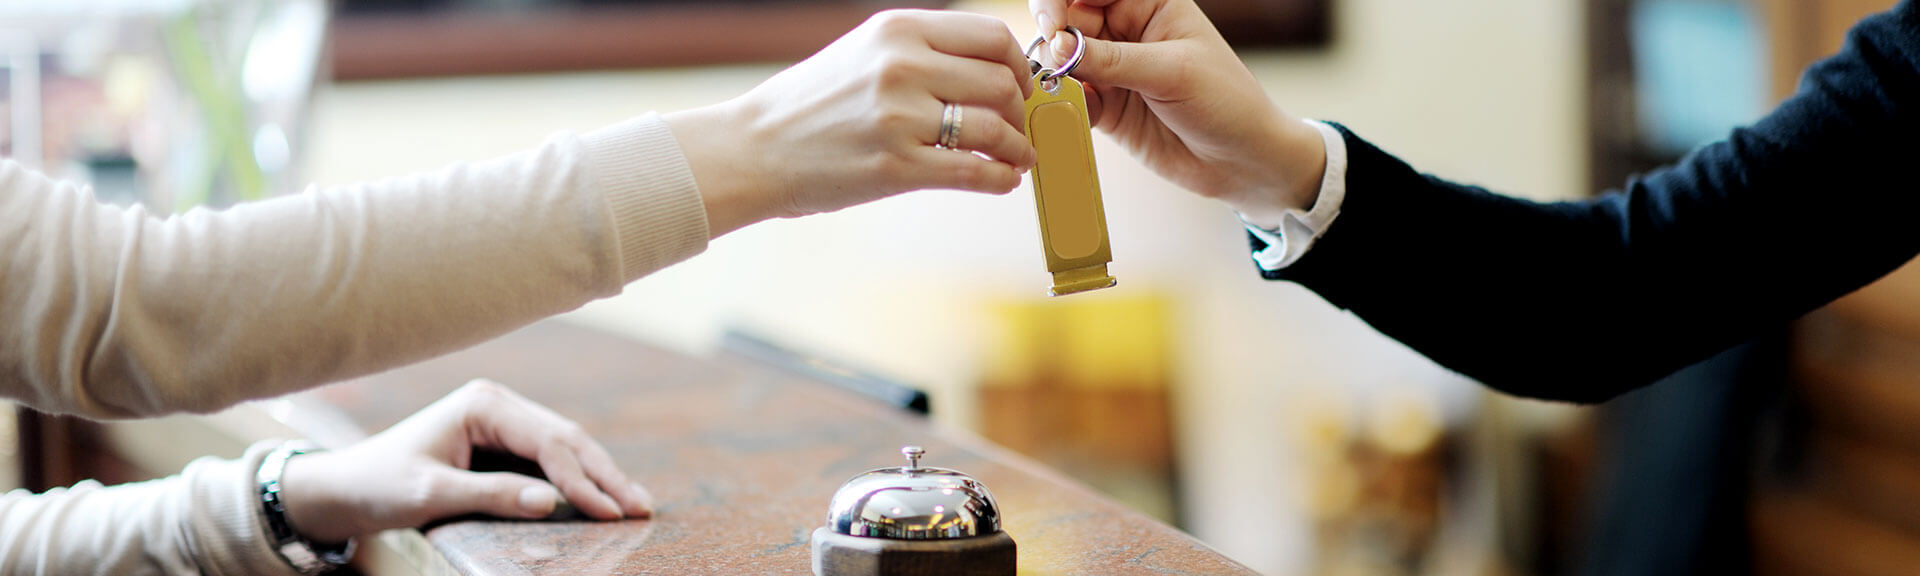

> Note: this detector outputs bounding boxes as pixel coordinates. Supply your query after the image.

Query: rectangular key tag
[1025,74,1117,297]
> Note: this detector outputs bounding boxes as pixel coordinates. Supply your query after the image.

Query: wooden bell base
[810,527,1016,576]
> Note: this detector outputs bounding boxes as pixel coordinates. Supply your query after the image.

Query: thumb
[431,470,562,520]
[1049,30,1181,97]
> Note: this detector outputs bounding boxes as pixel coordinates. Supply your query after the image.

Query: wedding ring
[937,103,963,150]
[936,103,952,148]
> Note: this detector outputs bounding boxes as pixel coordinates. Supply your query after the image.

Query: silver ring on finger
[937,103,963,150]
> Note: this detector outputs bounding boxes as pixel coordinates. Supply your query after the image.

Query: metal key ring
[1024,25,1086,82]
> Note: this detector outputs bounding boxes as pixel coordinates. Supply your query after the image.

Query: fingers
[873,10,1034,101]
[926,104,1036,169]
[1060,1,1110,46]
[454,379,648,521]
[903,146,1025,194]
[429,469,562,520]
[891,55,1027,133]
[1050,32,1182,97]
[1082,82,1111,129]
[571,436,655,518]
[527,438,626,520]
[1030,0,1133,37]
[1030,0,1067,38]
[1029,0,1196,100]
[1032,0,1142,38]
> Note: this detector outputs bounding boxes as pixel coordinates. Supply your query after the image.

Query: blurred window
[1630,0,1766,155]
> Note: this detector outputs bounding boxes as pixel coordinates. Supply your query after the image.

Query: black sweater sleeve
[1264,1,1920,403]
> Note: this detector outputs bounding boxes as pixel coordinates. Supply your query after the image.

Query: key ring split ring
[1025,25,1086,82]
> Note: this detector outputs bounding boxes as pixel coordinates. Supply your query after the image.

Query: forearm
[1275,1,1920,401]
[1271,129,1686,401]
[0,115,709,418]
[0,441,299,576]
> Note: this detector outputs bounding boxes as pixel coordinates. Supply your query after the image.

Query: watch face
[277,536,355,575]
[276,541,327,575]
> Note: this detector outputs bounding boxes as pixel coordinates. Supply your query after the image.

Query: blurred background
[4,0,1918,575]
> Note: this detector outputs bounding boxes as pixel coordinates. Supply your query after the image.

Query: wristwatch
[257,440,356,575]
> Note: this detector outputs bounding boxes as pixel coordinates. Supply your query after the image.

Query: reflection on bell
[811,446,1017,575]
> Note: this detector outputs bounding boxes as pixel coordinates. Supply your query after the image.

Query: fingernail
[1052,31,1073,61]
[519,484,559,517]
[1036,13,1056,37]
[629,483,656,518]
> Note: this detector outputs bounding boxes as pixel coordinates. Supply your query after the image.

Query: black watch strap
[257,440,356,574]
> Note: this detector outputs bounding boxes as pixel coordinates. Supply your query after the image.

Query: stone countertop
[298,321,1254,575]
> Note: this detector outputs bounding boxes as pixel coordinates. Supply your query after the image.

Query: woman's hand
[277,379,651,545]
[667,9,1039,237]
[1028,0,1327,227]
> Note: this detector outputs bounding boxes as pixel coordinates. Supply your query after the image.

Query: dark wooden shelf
[328,2,944,81]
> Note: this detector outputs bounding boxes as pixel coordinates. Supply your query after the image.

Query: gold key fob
[1026,70,1116,297]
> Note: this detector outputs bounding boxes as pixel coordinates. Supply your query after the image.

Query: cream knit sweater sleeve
[0,114,709,419]
[0,114,709,574]
[0,441,305,576]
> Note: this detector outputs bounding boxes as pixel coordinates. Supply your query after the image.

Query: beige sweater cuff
[580,113,711,283]
[190,439,306,576]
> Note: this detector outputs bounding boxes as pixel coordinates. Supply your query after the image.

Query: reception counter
[281,321,1253,575]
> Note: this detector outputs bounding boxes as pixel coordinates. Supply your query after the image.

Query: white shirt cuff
[1244,118,1347,271]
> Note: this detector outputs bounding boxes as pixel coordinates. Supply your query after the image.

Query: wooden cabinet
[1761,0,1906,103]
[1750,3,1916,574]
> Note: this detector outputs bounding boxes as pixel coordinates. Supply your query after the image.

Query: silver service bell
[810,446,1016,576]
